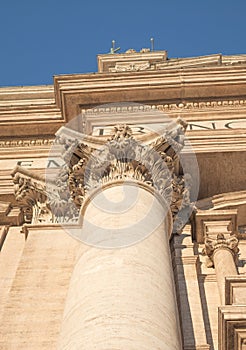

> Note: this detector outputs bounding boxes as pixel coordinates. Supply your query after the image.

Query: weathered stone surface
[58,186,182,350]
[0,50,246,349]
[0,226,80,350]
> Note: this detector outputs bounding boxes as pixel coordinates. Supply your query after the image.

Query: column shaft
[213,248,238,305]
[58,185,182,350]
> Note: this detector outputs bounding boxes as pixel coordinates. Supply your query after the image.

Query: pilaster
[172,228,210,349]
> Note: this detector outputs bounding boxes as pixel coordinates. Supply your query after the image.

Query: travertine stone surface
[58,185,182,350]
[204,232,239,305]
[213,249,238,305]
[1,51,246,350]
[202,279,221,350]
[0,227,80,350]
[0,226,25,321]
[172,228,210,349]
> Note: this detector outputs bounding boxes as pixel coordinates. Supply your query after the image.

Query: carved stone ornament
[125,49,137,54]
[12,171,49,224]
[140,48,151,53]
[82,99,246,116]
[12,120,193,233]
[109,61,151,72]
[203,233,239,267]
[12,167,79,224]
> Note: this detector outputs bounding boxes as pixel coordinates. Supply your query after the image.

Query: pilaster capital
[12,168,49,224]
[11,167,78,224]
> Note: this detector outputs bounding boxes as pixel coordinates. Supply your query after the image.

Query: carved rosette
[203,233,239,267]
[12,120,193,233]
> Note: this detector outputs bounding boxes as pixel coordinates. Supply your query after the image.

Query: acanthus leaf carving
[12,166,79,224]
[12,170,51,224]
[203,233,239,268]
[12,120,193,234]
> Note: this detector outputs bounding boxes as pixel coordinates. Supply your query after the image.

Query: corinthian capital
[203,233,239,267]
[12,119,193,233]
[54,120,192,233]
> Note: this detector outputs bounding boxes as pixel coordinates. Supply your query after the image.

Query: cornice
[0,85,55,104]
[52,65,246,123]
[0,63,246,147]
[98,51,246,74]
[0,105,61,123]
[200,190,246,210]
[0,85,62,137]
[97,50,168,73]
[185,130,246,153]
[196,190,246,229]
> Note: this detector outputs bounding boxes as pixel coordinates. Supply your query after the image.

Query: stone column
[11,121,191,350]
[204,233,239,305]
[58,184,182,349]
[47,122,191,350]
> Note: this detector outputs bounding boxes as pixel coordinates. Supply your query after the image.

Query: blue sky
[0,0,245,86]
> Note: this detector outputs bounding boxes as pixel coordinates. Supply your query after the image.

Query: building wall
[0,51,246,349]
